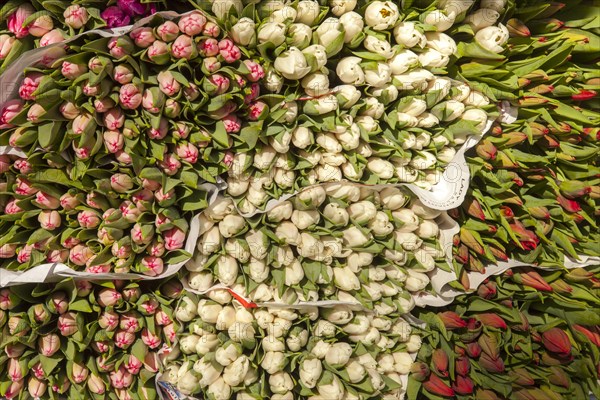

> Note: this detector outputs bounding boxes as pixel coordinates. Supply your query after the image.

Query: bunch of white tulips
[224,0,508,207]
[185,183,447,309]
[167,290,423,399]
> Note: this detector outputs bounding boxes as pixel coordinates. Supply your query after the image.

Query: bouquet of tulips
[450,0,600,282]
[0,0,185,74]
[166,289,423,399]
[0,278,183,400]
[409,265,600,399]
[218,0,506,207]
[185,183,451,308]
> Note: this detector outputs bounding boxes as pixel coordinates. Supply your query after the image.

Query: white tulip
[251,283,273,302]
[394,68,434,91]
[300,358,322,388]
[211,0,242,19]
[269,6,296,23]
[475,24,509,53]
[439,0,475,14]
[406,334,423,352]
[245,229,268,260]
[392,210,418,232]
[341,162,363,180]
[378,354,396,373]
[465,8,500,32]
[397,98,427,117]
[179,335,200,354]
[297,233,326,260]
[205,197,235,222]
[465,90,490,106]
[388,50,419,75]
[274,221,299,245]
[325,182,360,201]
[394,22,426,48]
[285,260,304,285]
[369,267,387,282]
[274,47,310,79]
[302,72,330,97]
[315,320,337,337]
[217,214,244,238]
[419,48,450,68]
[316,164,342,182]
[425,32,457,56]
[364,327,382,346]
[378,187,406,210]
[270,132,292,154]
[215,342,241,367]
[410,151,437,170]
[207,377,231,400]
[262,351,286,374]
[364,35,394,59]
[405,269,430,291]
[323,306,354,325]
[223,355,249,387]
[346,201,377,225]
[291,126,313,149]
[337,291,362,305]
[311,340,332,359]
[254,310,274,330]
[316,132,343,154]
[395,113,418,128]
[395,166,419,182]
[364,62,392,88]
[364,1,399,30]
[343,226,372,247]
[269,372,294,395]
[416,219,439,239]
[215,255,238,285]
[369,211,394,237]
[228,321,255,343]
[321,152,346,167]
[384,249,407,265]
[333,85,360,110]
[258,22,286,46]
[262,335,286,352]
[336,57,365,85]
[417,112,440,128]
[360,97,384,118]
[246,185,267,207]
[424,10,457,32]
[248,257,269,283]
[226,177,249,197]
[437,147,456,163]
[175,297,197,322]
[177,370,200,395]
[413,248,436,272]
[197,300,222,324]
[333,267,361,290]
[372,316,392,331]
[296,0,320,25]
[431,100,465,121]
[331,0,357,16]
[323,203,350,226]
[224,238,249,263]
[291,210,320,230]
[230,18,256,47]
[393,352,413,374]
[206,289,232,305]
[267,201,293,223]
[315,17,344,55]
[345,360,367,383]
[188,270,213,291]
[481,0,507,12]
[195,333,219,355]
[273,168,293,187]
[346,252,373,273]
[461,108,488,131]
[339,11,363,43]
[449,80,471,102]
[287,328,309,351]
[265,68,284,92]
[394,231,423,251]
[415,132,431,150]
[372,84,399,104]
[318,373,345,400]
[341,315,369,336]
[326,343,353,366]
[302,44,328,71]
[367,158,395,179]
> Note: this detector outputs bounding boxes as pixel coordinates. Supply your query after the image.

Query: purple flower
[101,6,131,28]
[117,0,148,16]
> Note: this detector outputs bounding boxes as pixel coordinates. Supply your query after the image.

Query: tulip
[365,1,399,30]
[0,100,23,129]
[477,313,507,329]
[7,4,33,38]
[542,328,571,356]
[39,333,61,356]
[475,24,509,53]
[423,374,454,397]
[57,312,78,336]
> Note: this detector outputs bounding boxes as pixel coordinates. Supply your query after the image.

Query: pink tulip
[155,213,171,228]
[32,238,49,251]
[38,210,61,230]
[223,151,235,167]
[122,287,141,302]
[5,343,26,358]
[31,362,45,379]
[115,150,132,165]
[131,223,154,245]
[72,112,94,135]
[27,103,45,122]
[0,244,17,259]
[173,122,191,140]
[92,340,111,353]
[102,130,124,153]
[4,380,24,399]
[94,98,115,113]
[131,188,153,205]
[13,158,31,174]
[140,297,159,314]
[198,38,219,57]
[8,4,34,38]
[148,40,170,64]
[178,12,207,36]
[59,101,78,119]
[157,71,180,96]
[142,88,165,113]
[248,101,268,121]
[114,330,136,349]
[0,34,16,59]
[244,60,265,82]
[8,358,23,381]
[155,310,172,326]
[39,333,61,356]
[203,56,221,73]
[46,249,68,263]
[125,355,143,375]
[223,114,242,133]
[119,311,141,332]
[120,201,141,223]
[102,109,124,132]
[113,64,134,84]
[58,312,78,336]
[19,72,44,100]
[69,244,94,266]
[50,292,69,314]
[15,177,37,196]
[83,81,101,97]
[112,242,132,259]
[27,376,47,398]
[171,34,197,59]
[97,288,122,307]
[0,100,23,129]
[98,310,119,331]
[119,83,143,109]
[183,82,200,101]
[71,362,89,384]
[157,21,179,41]
[147,117,169,139]
[142,178,161,191]
[61,61,87,80]
[35,192,60,209]
[77,210,101,229]
[141,256,164,276]
[64,5,89,29]
[40,29,65,46]
[141,327,162,348]
[164,227,186,250]
[110,173,134,193]
[86,264,111,274]
[209,74,230,95]
[244,83,260,104]
[143,351,159,373]
[4,198,22,214]
[76,280,92,297]
[38,47,66,68]
[87,374,106,395]
[108,36,134,58]
[52,375,70,394]
[29,15,53,37]
[203,22,221,37]
[176,142,199,164]
[130,27,155,48]
[155,188,175,205]
[59,193,80,211]
[163,323,177,343]
[235,74,246,87]
[158,153,181,176]
[110,365,133,389]
[219,39,241,63]
[97,355,116,372]
[164,98,181,118]
[16,244,33,263]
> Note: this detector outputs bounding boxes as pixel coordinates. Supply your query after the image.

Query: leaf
[69,299,93,313]
[212,121,229,148]
[40,354,63,376]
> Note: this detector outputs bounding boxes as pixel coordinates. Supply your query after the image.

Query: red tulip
[452,376,474,395]
[572,90,596,101]
[455,357,470,376]
[509,368,535,386]
[573,325,600,347]
[477,313,507,329]
[479,352,505,373]
[465,342,482,358]
[542,328,571,356]
[423,373,454,397]
[439,311,467,329]
[432,349,449,377]
[512,269,552,291]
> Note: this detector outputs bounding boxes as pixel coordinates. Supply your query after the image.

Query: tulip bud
[57,312,78,336]
[39,333,61,356]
